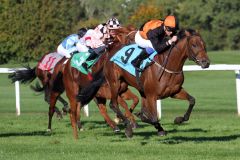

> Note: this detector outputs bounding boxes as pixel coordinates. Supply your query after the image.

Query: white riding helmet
[106,18,121,29]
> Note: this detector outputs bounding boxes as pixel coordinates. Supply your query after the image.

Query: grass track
[0,50,240,160]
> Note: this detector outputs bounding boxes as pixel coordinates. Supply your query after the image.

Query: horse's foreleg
[47,91,60,131]
[67,96,79,139]
[94,97,120,132]
[121,89,139,113]
[64,79,79,139]
[76,102,82,131]
[118,96,138,129]
[171,88,195,124]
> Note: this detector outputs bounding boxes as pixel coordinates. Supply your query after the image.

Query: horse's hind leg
[58,95,69,115]
[94,97,120,132]
[137,96,166,136]
[171,88,195,124]
[122,89,139,113]
[109,85,133,138]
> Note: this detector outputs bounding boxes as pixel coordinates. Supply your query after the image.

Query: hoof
[174,117,184,124]
[134,111,142,119]
[125,124,133,138]
[46,129,52,132]
[56,114,63,120]
[131,122,139,129]
[62,106,70,115]
[113,126,121,133]
[158,131,167,136]
[79,128,84,132]
[114,117,121,124]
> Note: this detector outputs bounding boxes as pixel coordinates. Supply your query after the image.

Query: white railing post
[236,70,240,116]
[83,105,89,117]
[157,100,161,119]
[15,81,20,116]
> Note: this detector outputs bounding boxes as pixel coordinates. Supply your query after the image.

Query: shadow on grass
[159,134,240,144]
[0,130,62,138]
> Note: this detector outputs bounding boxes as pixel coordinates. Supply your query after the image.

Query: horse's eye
[192,44,197,48]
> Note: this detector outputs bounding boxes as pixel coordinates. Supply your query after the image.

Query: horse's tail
[77,69,105,106]
[30,81,45,93]
[8,65,36,84]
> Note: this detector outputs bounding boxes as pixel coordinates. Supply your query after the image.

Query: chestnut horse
[104,29,210,138]
[8,54,69,118]
[49,56,139,131]
[48,26,139,139]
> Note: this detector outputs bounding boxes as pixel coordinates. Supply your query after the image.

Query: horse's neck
[158,38,188,72]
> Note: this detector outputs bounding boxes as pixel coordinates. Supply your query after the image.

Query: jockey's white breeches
[57,45,77,58]
[76,42,89,52]
[134,31,153,49]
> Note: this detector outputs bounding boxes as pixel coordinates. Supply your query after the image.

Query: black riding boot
[82,50,98,71]
[131,49,149,71]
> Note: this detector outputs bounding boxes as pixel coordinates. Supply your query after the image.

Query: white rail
[1,64,240,117]
[157,64,240,118]
[0,68,89,116]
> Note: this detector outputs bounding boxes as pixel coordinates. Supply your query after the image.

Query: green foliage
[0,0,83,64]
[0,0,239,64]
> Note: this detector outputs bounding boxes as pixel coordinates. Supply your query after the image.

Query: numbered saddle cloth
[110,44,157,76]
[70,52,98,74]
[38,52,63,73]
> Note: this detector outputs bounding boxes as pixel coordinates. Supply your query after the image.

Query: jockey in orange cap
[132,15,179,71]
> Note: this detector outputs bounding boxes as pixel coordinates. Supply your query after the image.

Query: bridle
[186,35,206,64]
[156,33,206,80]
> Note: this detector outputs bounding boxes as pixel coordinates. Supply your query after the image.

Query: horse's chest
[157,75,183,97]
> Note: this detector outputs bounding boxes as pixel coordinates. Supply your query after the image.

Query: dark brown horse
[8,53,69,118]
[104,29,210,137]
[48,26,139,139]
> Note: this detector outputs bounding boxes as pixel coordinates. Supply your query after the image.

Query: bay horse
[48,26,139,139]
[104,29,210,137]
[8,53,69,118]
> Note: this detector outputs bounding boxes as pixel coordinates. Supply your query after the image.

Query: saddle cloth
[110,44,157,76]
[71,52,98,74]
[38,52,63,73]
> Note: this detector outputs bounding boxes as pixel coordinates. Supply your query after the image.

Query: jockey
[81,24,108,72]
[132,15,179,71]
[81,18,121,71]
[105,17,121,43]
[57,28,88,58]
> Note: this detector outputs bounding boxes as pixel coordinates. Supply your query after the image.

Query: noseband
[186,35,206,64]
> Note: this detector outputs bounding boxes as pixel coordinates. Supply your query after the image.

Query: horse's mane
[177,28,200,39]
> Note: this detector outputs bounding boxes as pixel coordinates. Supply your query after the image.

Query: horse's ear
[185,30,191,36]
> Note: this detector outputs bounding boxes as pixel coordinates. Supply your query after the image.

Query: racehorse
[8,53,69,118]
[104,28,210,138]
[48,26,139,139]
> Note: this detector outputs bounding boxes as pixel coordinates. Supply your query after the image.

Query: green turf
[0,50,240,160]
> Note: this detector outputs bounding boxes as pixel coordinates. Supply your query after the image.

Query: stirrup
[135,67,143,72]
[82,63,88,71]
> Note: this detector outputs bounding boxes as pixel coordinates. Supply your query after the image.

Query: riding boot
[131,49,149,71]
[82,50,99,71]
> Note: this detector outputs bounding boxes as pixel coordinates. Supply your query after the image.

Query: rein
[157,44,179,81]
[126,30,137,38]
